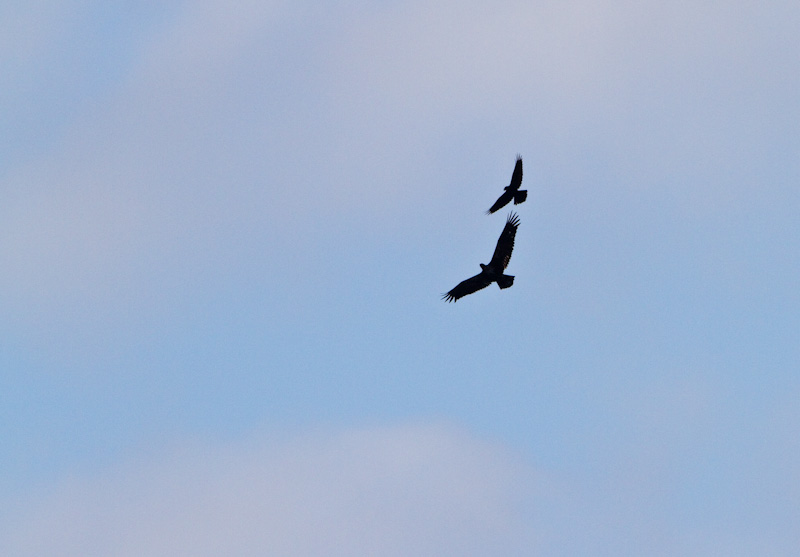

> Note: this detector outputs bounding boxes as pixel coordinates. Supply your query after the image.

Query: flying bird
[443,212,521,302]
[486,155,526,214]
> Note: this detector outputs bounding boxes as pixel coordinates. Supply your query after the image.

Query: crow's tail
[496,274,514,289]
[513,190,528,205]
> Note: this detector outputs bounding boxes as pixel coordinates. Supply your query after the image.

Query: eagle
[443,212,521,302]
[486,155,526,214]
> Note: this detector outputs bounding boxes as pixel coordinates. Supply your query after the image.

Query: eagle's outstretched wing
[488,212,520,270]
[442,273,493,302]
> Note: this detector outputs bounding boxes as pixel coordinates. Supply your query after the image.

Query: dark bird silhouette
[443,212,521,302]
[486,155,526,214]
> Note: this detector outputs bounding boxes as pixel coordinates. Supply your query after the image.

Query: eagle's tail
[513,190,528,205]
[496,274,514,289]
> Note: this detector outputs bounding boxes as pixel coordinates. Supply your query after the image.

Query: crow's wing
[442,273,493,302]
[488,212,520,270]
[508,155,523,191]
[486,189,513,214]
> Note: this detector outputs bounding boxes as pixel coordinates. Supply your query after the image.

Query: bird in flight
[486,155,526,214]
[443,212,521,302]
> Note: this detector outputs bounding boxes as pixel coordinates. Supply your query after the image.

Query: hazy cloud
[1,424,540,556]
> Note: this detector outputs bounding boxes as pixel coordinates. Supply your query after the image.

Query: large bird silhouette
[486,155,526,214]
[443,212,521,302]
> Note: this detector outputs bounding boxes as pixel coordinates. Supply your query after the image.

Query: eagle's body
[443,212,520,302]
[486,156,526,214]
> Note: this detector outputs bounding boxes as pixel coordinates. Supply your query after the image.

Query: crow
[486,155,526,214]
[443,212,520,302]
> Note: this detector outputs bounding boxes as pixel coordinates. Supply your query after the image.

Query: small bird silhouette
[486,156,526,214]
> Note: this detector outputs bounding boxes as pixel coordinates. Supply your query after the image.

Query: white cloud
[10,413,796,556]
[1,424,540,556]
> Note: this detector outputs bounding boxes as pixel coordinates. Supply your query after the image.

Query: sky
[1,0,799,554]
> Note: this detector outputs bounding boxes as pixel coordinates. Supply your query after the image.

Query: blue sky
[2,1,799,554]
